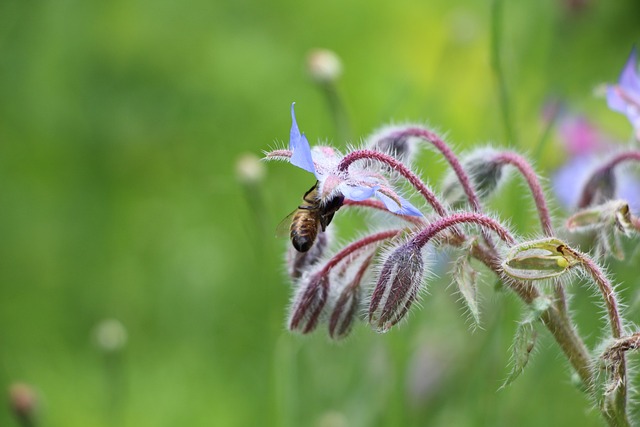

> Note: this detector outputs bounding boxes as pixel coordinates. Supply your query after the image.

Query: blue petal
[376,192,423,217]
[289,103,316,174]
[340,184,378,201]
[619,47,640,94]
[606,86,626,113]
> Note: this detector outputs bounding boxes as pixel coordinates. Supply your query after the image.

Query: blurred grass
[0,0,639,426]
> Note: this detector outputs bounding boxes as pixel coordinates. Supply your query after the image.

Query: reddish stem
[386,127,482,211]
[578,150,640,208]
[411,212,515,249]
[492,151,554,237]
[322,229,401,272]
[338,149,448,217]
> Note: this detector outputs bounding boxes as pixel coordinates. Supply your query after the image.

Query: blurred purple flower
[268,104,423,217]
[607,48,640,140]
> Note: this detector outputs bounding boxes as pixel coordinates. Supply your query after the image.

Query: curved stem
[381,127,502,252]
[411,212,516,248]
[467,234,593,386]
[385,127,483,211]
[492,151,553,237]
[491,151,570,317]
[578,150,640,208]
[322,229,401,272]
[338,149,448,217]
[569,248,627,422]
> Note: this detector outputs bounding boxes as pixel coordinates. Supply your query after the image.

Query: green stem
[490,0,517,146]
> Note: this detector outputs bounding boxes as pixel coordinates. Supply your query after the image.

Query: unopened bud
[287,230,331,281]
[577,167,616,208]
[366,125,416,164]
[288,273,330,333]
[9,383,38,425]
[566,200,632,235]
[93,318,128,353]
[442,147,504,208]
[306,49,343,84]
[369,243,426,333]
[502,238,580,280]
[235,152,266,184]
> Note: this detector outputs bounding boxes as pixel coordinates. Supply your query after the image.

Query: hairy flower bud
[288,272,330,333]
[502,238,580,280]
[369,243,426,333]
[366,126,417,164]
[442,147,504,208]
[287,230,331,280]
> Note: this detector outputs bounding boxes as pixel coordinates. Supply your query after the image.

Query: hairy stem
[383,127,501,252]
[468,236,593,386]
[570,248,627,423]
[492,151,553,236]
[492,151,570,315]
[411,212,515,248]
[385,127,482,211]
[322,229,401,272]
[338,149,447,217]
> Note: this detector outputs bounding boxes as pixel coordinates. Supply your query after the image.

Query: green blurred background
[1,0,640,426]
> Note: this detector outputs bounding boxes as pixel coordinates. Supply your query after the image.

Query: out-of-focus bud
[369,243,426,333]
[366,125,417,165]
[502,238,580,280]
[442,147,505,208]
[577,166,616,209]
[93,318,128,353]
[306,49,343,84]
[287,229,331,281]
[566,200,632,235]
[235,152,266,185]
[288,272,330,333]
[9,383,38,426]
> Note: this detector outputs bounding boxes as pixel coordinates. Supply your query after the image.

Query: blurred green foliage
[1,0,639,426]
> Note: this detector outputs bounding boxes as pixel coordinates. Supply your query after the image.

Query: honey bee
[278,181,344,252]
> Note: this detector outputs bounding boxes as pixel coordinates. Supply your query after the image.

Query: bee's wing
[275,210,296,238]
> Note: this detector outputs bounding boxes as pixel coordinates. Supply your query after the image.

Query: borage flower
[265,103,423,217]
[607,47,640,140]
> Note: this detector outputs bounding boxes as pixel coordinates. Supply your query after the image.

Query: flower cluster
[264,48,640,425]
